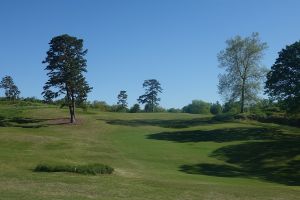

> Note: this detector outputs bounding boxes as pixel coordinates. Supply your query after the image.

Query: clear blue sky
[0,0,299,108]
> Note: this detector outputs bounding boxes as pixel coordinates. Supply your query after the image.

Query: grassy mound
[34,163,114,175]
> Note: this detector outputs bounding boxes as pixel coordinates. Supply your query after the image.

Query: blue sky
[0,0,299,108]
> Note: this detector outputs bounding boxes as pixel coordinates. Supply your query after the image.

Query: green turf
[0,103,299,200]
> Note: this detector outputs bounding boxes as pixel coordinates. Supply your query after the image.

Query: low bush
[212,113,235,122]
[34,163,114,175]
[234,113,300,127]
[210,102,222,115]
[250,114,300,127]
[129,104,141,113]
[182,100,211,114]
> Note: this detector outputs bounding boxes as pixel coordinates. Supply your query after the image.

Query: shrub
[109,104,128,112]
[154,106,166,112]
[167,108,182,113]
[210,102,222,114]
[34,163,114,175]
[90,100,110,112]
[222,101,240,114]
[144,103,154,112]
[212,113,235,122]
[182,100,211,114]
[129,104,141,113]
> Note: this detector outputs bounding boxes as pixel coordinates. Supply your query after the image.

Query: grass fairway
[0,103,299,200]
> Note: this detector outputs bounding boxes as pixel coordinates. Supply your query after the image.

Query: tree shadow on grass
[99,117,225,129]
[147,127,292,142]
[0,116,70,128]
[147,126,300,185]
[179,139,300,185]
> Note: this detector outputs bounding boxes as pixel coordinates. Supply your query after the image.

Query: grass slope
[0,103,299,200]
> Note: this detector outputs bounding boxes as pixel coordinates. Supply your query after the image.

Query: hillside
[0,103,299,200]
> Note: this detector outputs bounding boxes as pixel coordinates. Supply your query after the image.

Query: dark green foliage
[144,104,166,112]
[144,103,154,112]
[212,113,235,122]
[265,41,300,113]
[182,100,210,114]
[249,99,281,115]
[0,99,45,108]
[34,163,114,175]
[138,79,162,112]
[117,90,128,109]
[22,97,43,104]
[222,101,240,114]
[234,113,300,127]
[0,75,20,100]
[89,100,110,112]
[109,104,128,112]
[42,34,92,123]
[210,102,222,115]
[129,104,141,113]
[153,106,166,113]
[167,108,182,113]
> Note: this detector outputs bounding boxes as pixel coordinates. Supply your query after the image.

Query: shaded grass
[146,127,300,185]
[34,163,114,175]
[100,116,214,128]
[147,126,299,142]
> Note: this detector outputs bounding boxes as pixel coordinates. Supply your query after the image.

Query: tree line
[1,33,299,123]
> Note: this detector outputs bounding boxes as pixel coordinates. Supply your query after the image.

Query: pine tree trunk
[71,97,76,123]
[68,105,75,123]
[151,96,154,112]
[68,94,76,124]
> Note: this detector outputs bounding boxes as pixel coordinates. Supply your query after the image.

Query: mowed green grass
[0,103,299,200]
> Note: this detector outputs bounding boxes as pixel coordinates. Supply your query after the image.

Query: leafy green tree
[42,34,92,123]
[265,41,300,113]
[90,100,110,112]
[0,75,20,100]
[138,79,162,112]
[182,100,211,114]
[249,99,280,114]
[153,106,166,112]
[218,33,268,113]
[117,90,128,109]
[210,101,222,115]
[129,103,141,113]
[222,101,240,114]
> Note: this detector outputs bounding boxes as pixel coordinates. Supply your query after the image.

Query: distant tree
[218,33,268,113]
[249,99,281,114]
[167,108,182,113]
[182,100,211,114]
[153,106,166,113]
[109,104,121,112]
[222,101,240,114]
[42,34,92,123]
[129,103,141,113]
[138,79,162,112]
[117,90,128,109]
[144,103,154,112]
[0,75,20,100]
[23,97,43,103]
[90,100,110,112]
[210,101,222,115]
[265,41,300,113]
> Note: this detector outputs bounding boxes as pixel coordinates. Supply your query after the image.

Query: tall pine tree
[42,34,92,123]
[138,79,162,112]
